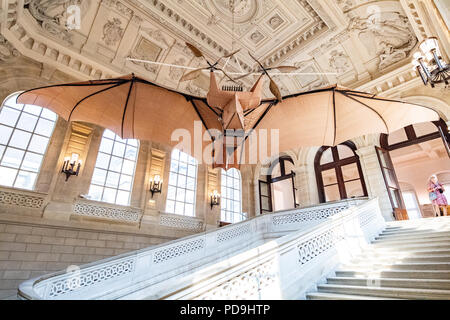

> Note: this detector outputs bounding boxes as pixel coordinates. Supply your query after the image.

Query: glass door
[375,146,408,220]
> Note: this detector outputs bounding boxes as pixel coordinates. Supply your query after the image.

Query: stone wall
[0,218,177,300]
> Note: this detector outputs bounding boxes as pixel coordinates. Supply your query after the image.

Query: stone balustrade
[17,197,382,300]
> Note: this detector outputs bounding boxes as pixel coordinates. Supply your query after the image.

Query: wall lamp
[149,174,163,197]
[62,153,82,181]
[210,190,220,210]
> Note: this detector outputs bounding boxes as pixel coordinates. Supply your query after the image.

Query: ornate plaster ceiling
[0,0,426,99]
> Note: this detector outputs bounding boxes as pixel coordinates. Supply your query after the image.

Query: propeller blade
[180,68,204,82]
[273,65,298,73]
[186,43,204,58]
[269,78,283,102]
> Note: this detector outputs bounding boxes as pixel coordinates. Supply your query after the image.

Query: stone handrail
[18,198,373,300]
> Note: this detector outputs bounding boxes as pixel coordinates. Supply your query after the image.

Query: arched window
[221,168,243,223]
[315,142,368,203]
[166,149,198,216]
[0,92,57,190]
[88,129,139,205]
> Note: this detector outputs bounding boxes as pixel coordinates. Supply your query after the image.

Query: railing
[18,198,377,300]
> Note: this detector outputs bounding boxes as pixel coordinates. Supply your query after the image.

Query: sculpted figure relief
[25,0,83,44]
[349,12,417,69]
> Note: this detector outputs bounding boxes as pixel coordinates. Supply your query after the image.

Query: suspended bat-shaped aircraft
[17,44,440,170]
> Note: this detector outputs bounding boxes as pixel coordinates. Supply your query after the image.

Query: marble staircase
[307,216,450,300]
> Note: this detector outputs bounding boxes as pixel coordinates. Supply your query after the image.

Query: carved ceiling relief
[102,18,124,47]
[0,36,20,62]
[348,11,417,70]
[24,0,90,45]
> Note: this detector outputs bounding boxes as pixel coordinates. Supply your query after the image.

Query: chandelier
[413,37,449,88]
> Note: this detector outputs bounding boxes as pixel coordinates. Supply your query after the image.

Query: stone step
[350,254,450,264]
[380,228,450,236]
[361,248,450,257]
[316,284,450,299]
[326,277,450,290]
[376,231,450,241]
[340,262,450,271]
[369,242,450,252]
[335,270,450,280]
[306,292,400,300]
[372,237,450,246]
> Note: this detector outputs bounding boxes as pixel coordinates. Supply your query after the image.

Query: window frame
[87,129,139,206]
[221,168,244,223]
[0,92,58,190]
[165,149,198,217]
[315,141,368,203]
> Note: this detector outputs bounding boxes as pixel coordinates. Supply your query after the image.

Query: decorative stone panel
[73,201,141,223]
[0,190,45,209]
[159,214,203,231]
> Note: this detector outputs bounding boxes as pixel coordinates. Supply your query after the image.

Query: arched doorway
[258,156,297,213]
[377,119,450,219]
[315,141,368,203]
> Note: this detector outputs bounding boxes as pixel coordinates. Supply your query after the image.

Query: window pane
[122,159,135,175]
[187,165,196,177]
[175,201,184,215]
[16,113,38,132]
[88,185,103,201]
[28,135,49,154]
[9,130,31,149]
[0,145,4,159]
[185,190,194,204]
[103,129,116,139]
[186,177,195,190]
[0,167,17,186]
[119,174,132,191]
[91,168,107,186]
[2,147,24,168]
[324,184,340,202]
[341,163,359,182]
[0,125,13,145]
[95,153,111,170]
[109,156,123,172]
[41,108,57,121]
[105,171,120,188]
[322,168,337,185]
[21,152,43,172]
[345,180,364,198]
[116,191,130,206]
[23,105,42,116]
[0,107,20,126]
[320,148,333,165]
[337,145,354,160]
[177,174,186,188]
[176,188,185,202]
[167,185,176,200]
[102,188,117,203]
[124,146,137,161]
[112,142,125,157]
[34,118,54,137]
[14,171,37,190]
[99,138,113,154]
[166,200,175,213]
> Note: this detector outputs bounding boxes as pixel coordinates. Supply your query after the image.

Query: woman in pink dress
[427,175,448,216]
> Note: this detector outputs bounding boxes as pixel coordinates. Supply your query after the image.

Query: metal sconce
[210,190,220,210]
[62,153,82,181]
[412,37,449,88]
[149,174,163,197]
